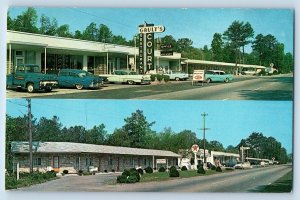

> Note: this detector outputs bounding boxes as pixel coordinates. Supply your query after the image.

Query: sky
[8,7,294,54]
[6,99,293,154]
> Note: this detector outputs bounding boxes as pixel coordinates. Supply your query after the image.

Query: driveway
[15,173,120,192]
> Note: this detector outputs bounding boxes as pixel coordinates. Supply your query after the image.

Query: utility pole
[27,98,33,173]
[200,112,209,167]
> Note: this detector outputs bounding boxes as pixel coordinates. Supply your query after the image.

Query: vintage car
[234,161,252,169]
[100,70,151,85]
[164,70,189,81]
[205,70,234,83]
[57,69,103,90]
[6,64,58,93]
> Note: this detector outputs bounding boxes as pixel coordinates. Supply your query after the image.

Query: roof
[184,59,266,69]
[11,141,181,158]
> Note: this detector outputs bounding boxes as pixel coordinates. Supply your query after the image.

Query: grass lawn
[140,168,232,183]
[260,170,293,193]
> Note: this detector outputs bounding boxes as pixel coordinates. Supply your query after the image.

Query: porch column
[127,54,129,70]
[152,155,155,169]
[106,52,109,74]
[83,55,88,71]
[9,43,12,74]
[44,47,47,74]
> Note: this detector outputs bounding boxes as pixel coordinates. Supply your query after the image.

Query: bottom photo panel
[5,99,293,192]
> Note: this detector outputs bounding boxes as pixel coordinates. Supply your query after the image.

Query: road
[15,165,292,192]
[6,74,293,100]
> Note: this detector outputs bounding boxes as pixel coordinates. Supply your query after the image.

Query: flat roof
[11,141,181,158]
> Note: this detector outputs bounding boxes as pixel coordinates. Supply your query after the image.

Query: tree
[202,45,212,61]
[122,110,155,148]
[226,145,238,153]
[211,33,224,61]
[97,24,113,42]
[111,35,128,45]
[177,38,193,53]
[209,140,225,152]
[74,30,82,39]
[39,14,58,36]
[12,7,38,33]
[252,34,278,66]
[240,22,254,63]
[7,11,14,30]
[35,116,62,141]
[107,128,131,147]
[160,35,178,52]
[56,24,73,38]
[85,124,107,145]
[82,22,98,41]
[283,52,294,73]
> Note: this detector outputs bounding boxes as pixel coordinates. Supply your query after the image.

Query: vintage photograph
[4,7,294,193]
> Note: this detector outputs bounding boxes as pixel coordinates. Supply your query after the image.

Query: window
[33,157,42,166]
[108,155,113,165]
[86,157,92,166]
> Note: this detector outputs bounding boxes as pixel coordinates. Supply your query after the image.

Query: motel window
[33,158,42,166]
[144,158,147,166]
[86,157,92,166]
[108,155,113,165]
[25,51,36,64]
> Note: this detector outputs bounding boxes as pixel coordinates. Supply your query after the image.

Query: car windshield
[25,66,40,73]
[78,72,92,77]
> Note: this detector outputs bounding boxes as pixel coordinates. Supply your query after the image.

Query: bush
[169,167,180,177]
[216,166,222,172]
[63,170,68,174]
[122,169,130,177]
[156,74,163,82]
[211,165,216,170]
[137,168,144,175]
[158,166,166,172]
[150,74,156,82]
[169,166,177,172]
[117,175,128,183]
[131,171,140,182]
[78,170,83,175]
[144,166,153,174]
[111,169,115,172]
[104,169,108,173]
[127,175,138,183]
[181,166,188,171]
[163,75,170,82]
[197,167,206,174]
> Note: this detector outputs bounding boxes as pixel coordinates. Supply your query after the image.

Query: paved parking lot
[16,173,121,192]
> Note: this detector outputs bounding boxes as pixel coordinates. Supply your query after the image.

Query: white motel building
[6,30,266,75]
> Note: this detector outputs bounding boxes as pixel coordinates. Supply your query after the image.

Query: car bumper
[39,81,58,88]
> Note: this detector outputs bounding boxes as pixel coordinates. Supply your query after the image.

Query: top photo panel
[6,8,294,100]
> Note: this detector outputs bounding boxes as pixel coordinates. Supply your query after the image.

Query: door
[53,156,59,172]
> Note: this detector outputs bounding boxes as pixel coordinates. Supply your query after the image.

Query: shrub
[78,170,83,175]
[129,168,137,173]
[156,74,163,82]
[144,166,153,174]
[211,165,216,170]
[169,166,177,172]
[181,166,188,171]
[131,171,140,182]
[169,167,180,177]
[158,166,166,172]
[122,169,130,177]
[104,169,108,173]
[117,175,128,183]
[197,167,206,174]
[150,74,156,82]
[163,75,170,82]
[111,169,115,172]
[216,166,222,172]
[63,170,68,174]
[137,168,144,175]
[127,175,137,183]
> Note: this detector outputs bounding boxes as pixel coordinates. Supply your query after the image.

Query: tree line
[6,109,291,171]
[7,8,293,73]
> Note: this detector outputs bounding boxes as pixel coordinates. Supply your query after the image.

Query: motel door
[53,156,59,171]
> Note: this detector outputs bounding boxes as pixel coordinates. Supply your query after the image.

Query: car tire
[175,77,180,81]
[224,78,229,83]
[206,78,211,83]
[27,83,34,93]
[45,88,52,92]
[75,84,83,90]
[127,80,134,85]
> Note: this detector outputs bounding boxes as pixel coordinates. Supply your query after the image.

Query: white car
[100,70,151,85]
[234,162,252,169]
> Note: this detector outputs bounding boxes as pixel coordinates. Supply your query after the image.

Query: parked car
[234,161,252,169]
[164,70,189,81]
[205,70,234,83]
[57,69,103,90]
[100,70,151,85]
[6,64,58,93]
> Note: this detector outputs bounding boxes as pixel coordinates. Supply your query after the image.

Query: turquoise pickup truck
[6,64,58,93]
[205,70,234,83]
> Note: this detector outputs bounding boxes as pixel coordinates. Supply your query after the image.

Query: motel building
[11,141,181,173]
[6,30,266,76]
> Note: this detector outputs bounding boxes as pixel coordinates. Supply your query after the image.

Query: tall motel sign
[138,23,165,74]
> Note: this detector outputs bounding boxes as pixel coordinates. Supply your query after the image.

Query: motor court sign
[193,70,205,81]
[138,25,165,33]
